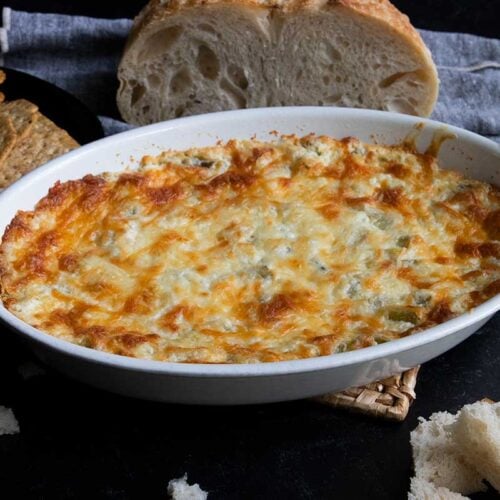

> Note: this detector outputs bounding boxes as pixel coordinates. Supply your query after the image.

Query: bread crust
[128,0,431,56]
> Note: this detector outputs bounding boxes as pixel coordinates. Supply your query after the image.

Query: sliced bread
[117,0,438,124]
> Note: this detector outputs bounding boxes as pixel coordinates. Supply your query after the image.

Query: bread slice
[410,411,486,495]
[117,0,438,125]
[408,477,469,500]
[167,475,208,500]
[449,401,500,493]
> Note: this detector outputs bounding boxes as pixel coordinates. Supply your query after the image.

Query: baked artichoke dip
[1,135,499,363]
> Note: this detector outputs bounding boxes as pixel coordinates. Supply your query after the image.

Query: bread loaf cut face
[117,0,438,125]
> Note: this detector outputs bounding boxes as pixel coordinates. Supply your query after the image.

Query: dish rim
[0,106,499,378]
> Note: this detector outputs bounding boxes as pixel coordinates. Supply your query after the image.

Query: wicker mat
[314,366,420,421]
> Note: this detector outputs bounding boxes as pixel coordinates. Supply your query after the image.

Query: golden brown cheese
[1,135,499,363]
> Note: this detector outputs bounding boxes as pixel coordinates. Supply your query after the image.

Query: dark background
[3,0,500,38]
[1,1,499,499]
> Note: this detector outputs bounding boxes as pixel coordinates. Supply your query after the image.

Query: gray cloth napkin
[1,7,499,142]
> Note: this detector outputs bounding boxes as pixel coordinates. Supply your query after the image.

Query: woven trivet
[314,366,420,421]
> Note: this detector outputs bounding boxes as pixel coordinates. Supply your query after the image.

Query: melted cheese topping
[1,135,499,363]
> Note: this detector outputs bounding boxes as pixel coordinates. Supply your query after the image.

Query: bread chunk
[117,0,438,124]
[410,401,500,497]
[449,401,500,493]
[408,477,469,500]
[410,411,486,495]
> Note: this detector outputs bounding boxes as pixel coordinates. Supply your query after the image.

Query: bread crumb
[17,361,46,380]
[0,406,20,435]
[167,474,208,500]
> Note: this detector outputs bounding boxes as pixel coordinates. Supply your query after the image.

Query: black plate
[0,67,104,145]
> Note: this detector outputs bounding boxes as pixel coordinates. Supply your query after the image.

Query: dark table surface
[1,1,499,499]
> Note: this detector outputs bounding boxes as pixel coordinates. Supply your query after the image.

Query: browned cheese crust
[0,135,498,363]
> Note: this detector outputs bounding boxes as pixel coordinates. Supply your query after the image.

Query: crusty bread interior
[410,411,486,495]
[117,1,438,124]
[449,402,500,493]
[408,477,469,500]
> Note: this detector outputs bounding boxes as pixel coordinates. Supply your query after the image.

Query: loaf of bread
[117,0,439,125]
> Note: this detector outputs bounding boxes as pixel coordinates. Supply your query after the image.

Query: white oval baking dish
[0,107,499,405]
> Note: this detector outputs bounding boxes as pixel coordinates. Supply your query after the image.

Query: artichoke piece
[387,307,420,324]
[397,235,411,248]
[385,247,402,261]
[256,265,273,279]
[336,337,359,353]
[190,156,214,167]
[199,160,214,168]
[369,212,392,230]
[414,291,432,307]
